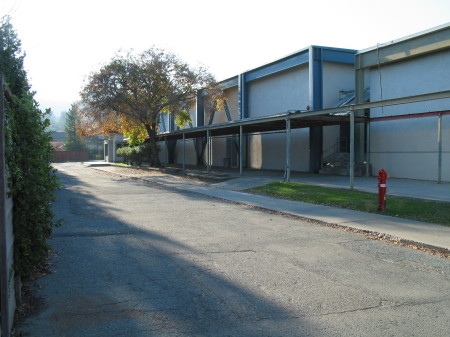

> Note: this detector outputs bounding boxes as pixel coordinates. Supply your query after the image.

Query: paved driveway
[17,163,450,337]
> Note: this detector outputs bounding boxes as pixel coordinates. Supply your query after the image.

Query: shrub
[6,93,61,278]
[117,143,149,166]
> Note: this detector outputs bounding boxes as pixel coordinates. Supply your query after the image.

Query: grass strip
[244,182,450,227]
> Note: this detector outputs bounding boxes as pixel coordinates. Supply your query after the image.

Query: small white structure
[104,132,123,163]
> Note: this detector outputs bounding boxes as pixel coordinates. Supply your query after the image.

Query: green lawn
[245,182,450,227]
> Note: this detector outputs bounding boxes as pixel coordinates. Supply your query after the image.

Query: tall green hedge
[2,17,60,279]
[5,94,61,278]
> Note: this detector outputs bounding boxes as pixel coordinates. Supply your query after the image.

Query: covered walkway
[157,89,450,188]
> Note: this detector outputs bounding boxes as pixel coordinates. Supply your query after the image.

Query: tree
[64,103,87,151]
[0,16,28,93]
[48,110,67,131]
[79,47,224,167]
[1,16,60,278]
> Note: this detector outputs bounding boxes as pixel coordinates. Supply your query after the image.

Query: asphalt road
[17,163,450,337]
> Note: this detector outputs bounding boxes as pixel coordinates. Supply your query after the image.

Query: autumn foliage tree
[79,48,224,167]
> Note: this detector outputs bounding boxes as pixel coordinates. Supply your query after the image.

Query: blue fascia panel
[244,51,309,83]
[322,48,357,64]
[311,45,357,53]
[238,74,248,119]
[310,47,324,110]
[220,76,239,89]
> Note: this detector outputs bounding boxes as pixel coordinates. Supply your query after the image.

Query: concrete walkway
[85,163,450,251]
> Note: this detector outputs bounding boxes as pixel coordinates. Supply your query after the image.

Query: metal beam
[285,114,291,182]
[182,132,186,172]
[238,74,247,119]
[196,90,205,127]
[309,46,324,173]
[219,76,239,89]
[370,109,450,122]
[365,122,371,177]
[349,111,355,190]
[206,130,211,173]
[208,110,215,125]
[165,136,168,165]
[438,113,443,184]
[239,125,243,176]
[158,90,450,140]
[224,101,232,122]
[322,47,357,64]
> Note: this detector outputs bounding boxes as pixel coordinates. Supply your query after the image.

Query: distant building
[50,131,66,151]
[104,132,124,163]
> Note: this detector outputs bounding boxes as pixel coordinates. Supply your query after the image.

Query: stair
[319,152,350,175]
[319,152,368,176]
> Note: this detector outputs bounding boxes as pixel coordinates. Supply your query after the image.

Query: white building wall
[213,87,239,124]
[208,87,239,167]
[368,49,450,181]
[173,139,197,166]
[189,106,197,127]
[370,49,450,117]
[158,140,167,164]
[248,65,309,117]
[247,129,310,171]
[323,62,355,108]
[444,116,450,182]
[246,66,310,171]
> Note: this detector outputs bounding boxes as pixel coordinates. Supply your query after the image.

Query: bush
[6,93,61,279]
[117,143,149,166]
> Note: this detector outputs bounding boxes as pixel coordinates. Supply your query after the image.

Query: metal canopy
[159,114,366,140]
[157,89,450,141]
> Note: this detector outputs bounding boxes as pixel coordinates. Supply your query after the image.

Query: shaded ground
[15,163,450,337]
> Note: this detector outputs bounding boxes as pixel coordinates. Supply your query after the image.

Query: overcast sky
[1,0,449,117]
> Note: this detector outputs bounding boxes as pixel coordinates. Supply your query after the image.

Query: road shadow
[17,168,316,337]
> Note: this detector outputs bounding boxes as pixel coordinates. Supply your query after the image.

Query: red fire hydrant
[378,169,388,211]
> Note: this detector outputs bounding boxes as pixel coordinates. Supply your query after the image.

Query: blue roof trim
[220,76,239,89]
[322,48,356,64]
[240,46,356,83]
[244,51,309,82]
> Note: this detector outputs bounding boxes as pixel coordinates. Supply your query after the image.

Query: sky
[1,0,449,117]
